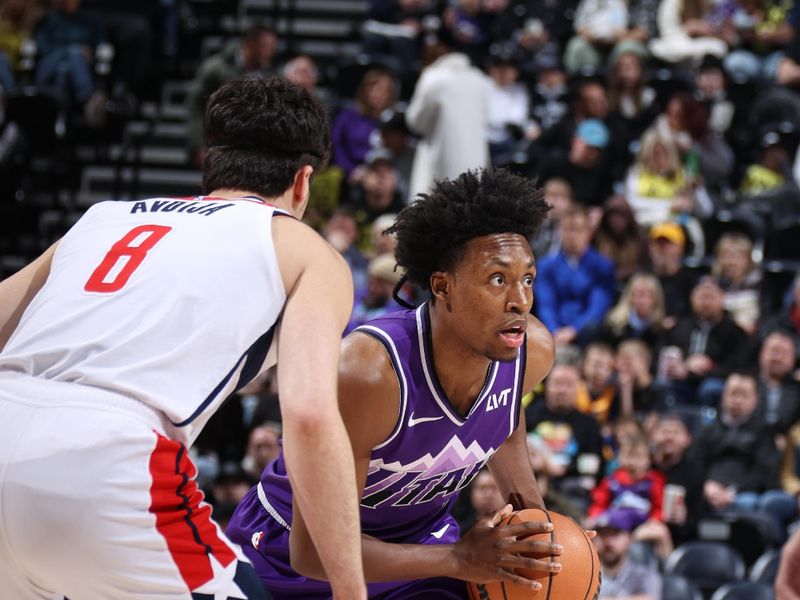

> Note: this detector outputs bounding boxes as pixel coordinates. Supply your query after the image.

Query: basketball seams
[542,509,554,600]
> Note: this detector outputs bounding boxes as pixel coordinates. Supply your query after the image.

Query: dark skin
[290,233,563,590]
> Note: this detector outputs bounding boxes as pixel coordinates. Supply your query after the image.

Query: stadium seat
[749,549,782,585]
[663,574,703,600]
[709,581,775,600]
[699,511,783,567]
[664,541,746,595]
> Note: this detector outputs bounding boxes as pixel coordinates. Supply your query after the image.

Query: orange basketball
[467,508,601,600]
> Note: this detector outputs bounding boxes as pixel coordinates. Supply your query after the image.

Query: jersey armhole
[512,334,528,433]
[352,326,408,451]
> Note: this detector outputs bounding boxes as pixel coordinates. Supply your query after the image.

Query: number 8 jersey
[0,196,288,446]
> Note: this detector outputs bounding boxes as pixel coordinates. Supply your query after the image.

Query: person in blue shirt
[535,205,615,346]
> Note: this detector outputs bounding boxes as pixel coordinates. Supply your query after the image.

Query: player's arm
[488,315,555,510]
[289,331,554,590]
[272,219,366,600]
[0,242,58,351]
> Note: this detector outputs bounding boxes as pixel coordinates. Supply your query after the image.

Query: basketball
[467,508,601,600]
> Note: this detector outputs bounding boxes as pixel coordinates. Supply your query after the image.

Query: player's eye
[490,275,504,286]
[523,275,534,287]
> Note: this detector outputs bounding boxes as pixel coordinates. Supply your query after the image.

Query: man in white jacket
[406,27,489,200]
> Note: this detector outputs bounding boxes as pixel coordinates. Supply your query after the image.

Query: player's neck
[208,188,296,215]
[428,303,493,416]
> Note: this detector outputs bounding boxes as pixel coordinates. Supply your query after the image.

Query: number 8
[84,224,172,293]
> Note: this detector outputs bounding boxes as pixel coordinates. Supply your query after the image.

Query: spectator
[711,232,762,334]
[242,422,282,480]
[530,177,573,258]
[740,130,792,195]
[602,273,666,349]
[332,67,397,178]
[526,363,604,507]
[649,0,730,63]
[759,274,800,358]
[485,50,537,166]
[594,508,663,600]
[616,339,656,415]
[577,342,620,425]
[607,49,659,157]
[322,208,370,297]
[588,435,666,531]
[282,54,320,96]
[406,26,489,198]
[650,413,705,545]
[536,206,616,346]
[0,0,39,92]
[374,110,414,197]
[185,25,278,166]
[694,54,735,135]
[658,276,751,405]
[757,331,800,434]
[538,118,615,207]
[361,0,437,77]
[695,371,797,530]
[592,195,649,282]
[528,56,570,132]
[345,253,406,333]
[537,78,610,157]
[457,468,506,531]
[564,0,647,74]
[33,0,107,123]
[648,222,697,322]
[370,212,398,258]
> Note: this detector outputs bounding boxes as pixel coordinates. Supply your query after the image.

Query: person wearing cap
[405,25,489,199]
[537,117,614,207]
[594,508,662,600]
[345,253,407,333]
[648,221,697,322]
[739,129,791,195]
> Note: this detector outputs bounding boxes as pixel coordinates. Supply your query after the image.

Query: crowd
[3,0,800,597]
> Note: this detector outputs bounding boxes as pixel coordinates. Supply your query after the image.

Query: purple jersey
[261,303,526,539]
[228,303,527,598]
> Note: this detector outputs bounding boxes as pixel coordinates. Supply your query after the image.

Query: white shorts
[0,372,266,600]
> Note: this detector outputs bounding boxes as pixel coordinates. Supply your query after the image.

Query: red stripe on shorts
[149,433,237,590]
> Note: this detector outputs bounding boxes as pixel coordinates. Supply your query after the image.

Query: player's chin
[487,345,520,363]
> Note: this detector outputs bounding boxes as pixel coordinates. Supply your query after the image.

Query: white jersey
[0,196,288,446]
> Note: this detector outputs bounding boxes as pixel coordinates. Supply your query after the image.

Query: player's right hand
[449,504,563,590]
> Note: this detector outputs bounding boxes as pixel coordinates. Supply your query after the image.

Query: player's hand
[450,504,563,590]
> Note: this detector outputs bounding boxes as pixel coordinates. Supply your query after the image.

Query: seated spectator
[649,0,730,63]
[625,130,691,227]
[616,339,656,415]
[607,49,659,157]
[648,222,697,322]
[0,0,39,92]
[577,342,620,425]
[536,78,610,157]
[526,363,604,507]
[185,25,278,166]
[374,110,414,198]
[322,208,369,297]
[657,276,750,405]
[740,130,791,195]
[485,50,537,166]
[370,212,398,258]
[536,206,616,346]
[723,0,795,83]
[455,468,505,532]
[345,253,406,333]
[604,273,666,347]
[759,274,800,358]
[588,435,665,531]
[530,177,573,259]
[537,118,614,208]
[528,56,570,132]
[331,67,396,178]
[282,54,322,98]
[33,0,107,124]
[711,232,762,334]
[651,413,705,545]
[343,149,406,246]
[757,330,800,434]
[564,0,647,74]
[242,422,281,479]
[592,195,649,282]
[594,508,663,600]
[695,371,798,531]
[694,54,735,135]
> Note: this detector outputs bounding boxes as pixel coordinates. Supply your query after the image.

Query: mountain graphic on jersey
[362,436,496,509]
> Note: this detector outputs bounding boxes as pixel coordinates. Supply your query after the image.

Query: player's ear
[430,272,450,304]
[290,165,313,216]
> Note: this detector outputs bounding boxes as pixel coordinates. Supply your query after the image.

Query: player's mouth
[497,321,526,348]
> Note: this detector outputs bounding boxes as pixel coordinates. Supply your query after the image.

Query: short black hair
[387,168,549,291]
[202,77,330,198]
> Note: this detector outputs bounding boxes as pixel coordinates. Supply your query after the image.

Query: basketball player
[228,168,562,598]
[0,78,366,600]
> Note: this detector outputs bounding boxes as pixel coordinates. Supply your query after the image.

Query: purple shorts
[227,485,468,599]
